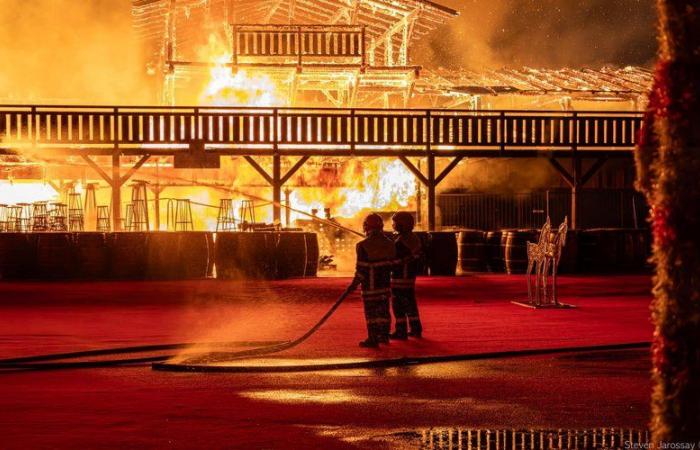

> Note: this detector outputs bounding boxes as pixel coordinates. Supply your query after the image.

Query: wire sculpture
[519,216,573,309]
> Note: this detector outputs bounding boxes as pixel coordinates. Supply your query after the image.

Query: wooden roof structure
[132,0,457,64]
[417,66,653,101]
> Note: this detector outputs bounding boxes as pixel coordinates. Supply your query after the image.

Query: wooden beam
[81,155,113,186]
[580,156,608,187]
[398,155,428,186]
[244,156,273,185]
[280,156,310,184]
[435,156,463,185]
[120,155,151,186]
[264,0,285,22]
[549,157,574,188]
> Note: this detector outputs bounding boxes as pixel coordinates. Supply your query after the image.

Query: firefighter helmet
[392,211,415,233]
[362,213,384,234]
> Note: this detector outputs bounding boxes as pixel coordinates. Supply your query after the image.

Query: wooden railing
[232,25,366,66]
[0,106,642,156]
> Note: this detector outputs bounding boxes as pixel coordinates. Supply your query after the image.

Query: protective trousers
[362,293,391,341]
[391,287,422,335]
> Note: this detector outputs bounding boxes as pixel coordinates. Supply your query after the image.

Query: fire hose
[0,284,355,372]
[0,278,650,372]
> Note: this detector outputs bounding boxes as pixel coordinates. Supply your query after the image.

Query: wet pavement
[0,275,653,448]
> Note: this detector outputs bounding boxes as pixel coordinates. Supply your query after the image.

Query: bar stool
[0,204,7,232]
[17,203,32,232]
[68,192,84,231]
[216,199,237,232]
[130,181,150,231]
[50,203,68,231]
[96,205,111,232]
[238,200,255,231]
[7,206,22,232]
[166,199,194,231]
[31,201,50,231]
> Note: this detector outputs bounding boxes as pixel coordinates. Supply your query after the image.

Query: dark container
[275,232,307,279]
[413,231,431,276]
[111,232,149,280]
[304,232,320,277]
[215,232,276,280]
[503,229,539,275]
[579,228,650,273]
[485,230,503,272]
[35,232,76,280]
[458,229,487,272]
[179,232,211,279]
[427,231,458,276]
[146,232,181,280]
[0,233,36,280]
[74,232,110,280]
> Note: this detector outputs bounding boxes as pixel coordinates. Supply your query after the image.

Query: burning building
[0,0,653,275]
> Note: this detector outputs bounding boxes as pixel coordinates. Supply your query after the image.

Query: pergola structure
[0,105,642,230]
[0,1,652,232]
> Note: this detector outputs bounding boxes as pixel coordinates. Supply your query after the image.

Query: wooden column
[111,154,121,231]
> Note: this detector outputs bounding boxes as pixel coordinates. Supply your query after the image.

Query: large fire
[195,36,418,227]
[198,35,287,107]
[288,159,417,223]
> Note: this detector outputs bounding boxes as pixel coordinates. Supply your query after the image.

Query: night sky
[417,0,657,69]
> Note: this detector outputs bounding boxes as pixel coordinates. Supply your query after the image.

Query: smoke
[416,0,657,69]
[437,157,561,194]
[0,0,153,104]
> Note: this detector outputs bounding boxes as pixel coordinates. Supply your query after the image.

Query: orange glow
[199,35,286,107]
[0,181,58,205]
[289,158,417,222]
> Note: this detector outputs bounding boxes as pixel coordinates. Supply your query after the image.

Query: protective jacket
[390,231,423,337]
[354,230,396,341]
[391,232,423,289]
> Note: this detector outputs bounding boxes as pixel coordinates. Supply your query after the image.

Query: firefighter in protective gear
[349,213,396,348]
[390,211,423,339]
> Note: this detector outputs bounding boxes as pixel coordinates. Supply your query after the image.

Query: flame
[199,35,286,107]
[289,159,417,222]
[0,181,58,205]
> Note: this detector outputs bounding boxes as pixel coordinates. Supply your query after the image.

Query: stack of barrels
[0,227,651,281]
[0,231,319,281]
[214,231,319,280]
[454,227,650,274]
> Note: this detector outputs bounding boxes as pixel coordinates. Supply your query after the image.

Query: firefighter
[349,213,396,348]
[390,211,423,339]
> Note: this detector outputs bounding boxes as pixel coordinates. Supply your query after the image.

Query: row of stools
[0,202,73,232]
[0,202,113,232]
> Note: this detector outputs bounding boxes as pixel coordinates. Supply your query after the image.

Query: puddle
[322,427,650,450]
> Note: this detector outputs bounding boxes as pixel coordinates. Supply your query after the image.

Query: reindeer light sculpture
[518,217,574,309]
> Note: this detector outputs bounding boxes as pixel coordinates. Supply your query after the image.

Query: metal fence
[438,189,648,230]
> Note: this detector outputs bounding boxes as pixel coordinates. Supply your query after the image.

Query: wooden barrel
[304,232,320,277]
[579,228,650,273]
[503,229,539,275]
[179,232,211,279]
[555,230,579,274]
[214,232,239,280]
[485,231,504,273]
[111,232,148,280]
[146,232,181,280]
[205,232,216,278]
[215,232,276,280]
[276,232,307,279]
[74,232,109,280]
[427,232,458,276]
[458,229,487,272]
[414,231,431,275]
[0,233,36,280]
[35,232,76,280]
